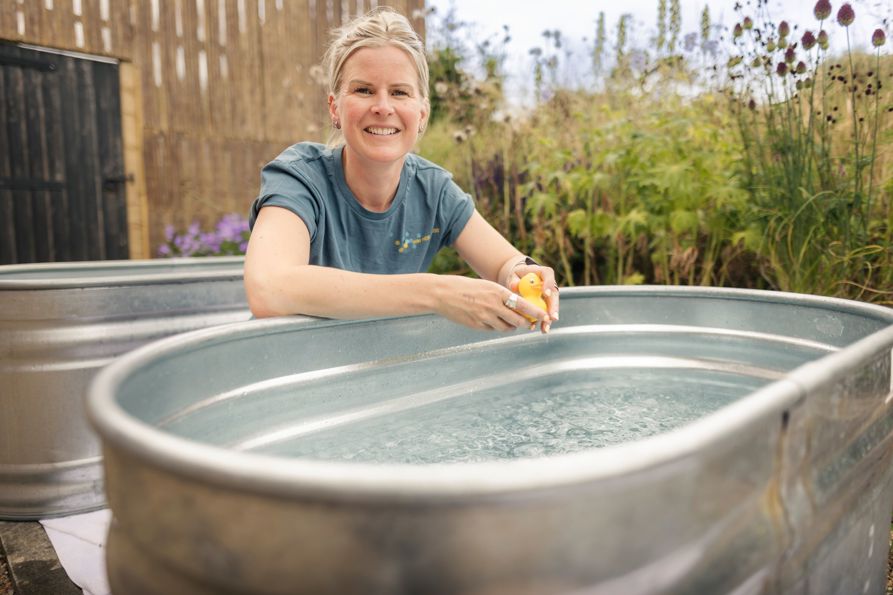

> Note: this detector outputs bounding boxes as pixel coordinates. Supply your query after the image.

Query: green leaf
[567,209,589,238]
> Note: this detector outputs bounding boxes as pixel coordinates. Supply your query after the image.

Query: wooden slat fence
[1,0,425,256]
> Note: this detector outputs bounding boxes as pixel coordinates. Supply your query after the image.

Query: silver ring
[503,293,518,309]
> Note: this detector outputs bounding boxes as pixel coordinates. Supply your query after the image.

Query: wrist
[504,255,539,287]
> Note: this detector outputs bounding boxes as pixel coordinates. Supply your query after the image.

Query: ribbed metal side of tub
[87,287,893,594]
[0,257,251,519]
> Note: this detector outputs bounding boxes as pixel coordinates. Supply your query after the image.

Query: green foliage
[422,89,753,289]
[420,2,893,304]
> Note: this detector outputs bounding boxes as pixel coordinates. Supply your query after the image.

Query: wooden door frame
[118,61,149,259]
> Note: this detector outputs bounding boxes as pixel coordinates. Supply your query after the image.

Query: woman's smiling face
[328,44,428,169]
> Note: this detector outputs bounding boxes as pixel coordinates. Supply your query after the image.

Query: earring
[333,120,341,129]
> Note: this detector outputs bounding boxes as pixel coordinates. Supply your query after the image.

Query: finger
[510,265,540,283]
[538,269,558,296]
[498,308,530,329]
[545,289,560,321]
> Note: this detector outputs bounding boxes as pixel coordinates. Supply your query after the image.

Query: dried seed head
[802,30,817,50]
[837,3,854,27]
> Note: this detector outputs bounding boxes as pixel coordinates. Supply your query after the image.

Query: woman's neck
[341,147,404,212]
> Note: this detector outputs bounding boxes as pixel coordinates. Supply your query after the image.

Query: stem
[844,26,861,241]
[865,49,880,235]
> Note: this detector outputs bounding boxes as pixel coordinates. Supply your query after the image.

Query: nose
[371,92,394,115]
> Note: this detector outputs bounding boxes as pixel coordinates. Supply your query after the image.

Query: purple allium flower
[733,23,744,38]
[837,3,854,26]
[796,61,807,74]
[776,62,788,76]
[814,0,831,20]
[802,30,817,49]
[779,21,790,37]
[872,28,886,47]
[743,17,753,30]
[785,47,796,63]
[818,29,829,49]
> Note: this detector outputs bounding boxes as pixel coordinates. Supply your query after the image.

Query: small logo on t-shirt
[395,228,440,253]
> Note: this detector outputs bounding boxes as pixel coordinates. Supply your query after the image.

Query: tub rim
[87,285,893,501]
[0,256,245,290]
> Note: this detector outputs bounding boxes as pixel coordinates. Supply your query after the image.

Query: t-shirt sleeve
[437,178,475,246]
[249,160,320,240]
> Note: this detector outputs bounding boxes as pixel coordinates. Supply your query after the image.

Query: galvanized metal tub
[0,257,251,519]
[88,287,893,594]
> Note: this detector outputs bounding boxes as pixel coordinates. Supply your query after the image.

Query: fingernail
[552,312,559,321]
[544,323,551,333]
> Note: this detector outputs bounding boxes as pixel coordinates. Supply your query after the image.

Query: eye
[353,86,372,95]
[392,88,410,97]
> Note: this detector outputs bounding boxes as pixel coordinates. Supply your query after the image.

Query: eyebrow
[347,79,414,89]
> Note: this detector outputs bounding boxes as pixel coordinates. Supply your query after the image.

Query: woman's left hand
[507,263,560,333]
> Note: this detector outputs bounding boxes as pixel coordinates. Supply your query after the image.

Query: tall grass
[726,0,893,300]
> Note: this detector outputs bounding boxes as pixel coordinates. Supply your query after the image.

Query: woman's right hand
[434,275,550,332]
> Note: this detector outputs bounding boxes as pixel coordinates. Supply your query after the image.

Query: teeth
[366,127,398,136]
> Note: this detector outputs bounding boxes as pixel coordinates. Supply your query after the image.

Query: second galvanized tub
[0,257,250,519]
[88,287,893,594]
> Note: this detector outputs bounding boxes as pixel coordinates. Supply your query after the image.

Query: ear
[419,98,430,132]
[328,94,338,122]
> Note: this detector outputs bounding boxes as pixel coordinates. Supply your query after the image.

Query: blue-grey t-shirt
[249,142,475,273]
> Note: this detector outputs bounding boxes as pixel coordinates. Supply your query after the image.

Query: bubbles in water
[255,369,767,465]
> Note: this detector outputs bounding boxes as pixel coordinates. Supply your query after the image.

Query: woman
[245,7,559,333]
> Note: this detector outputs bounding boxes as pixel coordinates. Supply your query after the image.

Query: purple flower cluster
[157,213,250,257]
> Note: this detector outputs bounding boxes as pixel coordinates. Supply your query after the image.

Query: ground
[0,552,11,595]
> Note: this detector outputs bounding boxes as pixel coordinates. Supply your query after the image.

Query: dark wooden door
[0,42,129,264]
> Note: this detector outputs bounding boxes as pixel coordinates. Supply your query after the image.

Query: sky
[426,0,890,101]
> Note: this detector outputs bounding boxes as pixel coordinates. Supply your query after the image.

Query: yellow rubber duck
[518,272,548,323]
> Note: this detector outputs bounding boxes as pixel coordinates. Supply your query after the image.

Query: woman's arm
[453,210,560,330]
[244,206,545,330]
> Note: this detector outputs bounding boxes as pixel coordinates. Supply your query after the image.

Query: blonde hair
[322,7,429,144]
